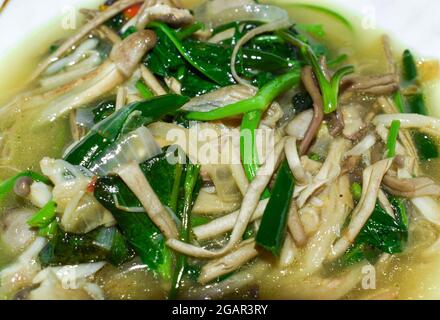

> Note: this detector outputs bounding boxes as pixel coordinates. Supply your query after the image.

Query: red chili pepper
[87,176,98,193]
[123,3,142,19]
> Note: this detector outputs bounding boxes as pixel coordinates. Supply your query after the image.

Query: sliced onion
[228,5,291,86]
[181,85,256,112]
[195,2,289,28]
[40,157,93,185]
[40,51,102,89]
[75,107,96,130]
[89,126,161,175]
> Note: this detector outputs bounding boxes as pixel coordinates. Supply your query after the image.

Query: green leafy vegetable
[279,30,354,114]
[393,91,405,113]
[92,97,117,124]
[413,132,439,161]
[39,226,134,267]
[407,93,428,115]
[121,26,137,39]
[105,12,126,32]
[144,21,299,97]
[64,95,189,169]
[333,196,408,270]
[356,198,408,254]
[94,147,202,277]
[256,160,296,256]
[94,175,169,271]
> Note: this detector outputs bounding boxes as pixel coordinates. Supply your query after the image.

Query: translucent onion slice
[89,126,161,175]
[195,2,288,28]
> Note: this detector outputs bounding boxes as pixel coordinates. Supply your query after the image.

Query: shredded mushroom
[198,240,259,284]
[29,0,143,82]
[330,158,393,259]
[299,66,325,155]
[166,139,286,258]
[116,162,178,239]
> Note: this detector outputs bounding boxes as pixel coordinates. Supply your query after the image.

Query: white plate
[0,0,439,59]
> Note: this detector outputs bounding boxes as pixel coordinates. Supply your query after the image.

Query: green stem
[28,201,57,228]
[256,160,295,256]
[176,22,205,40]
[38,220,59,239]
[393,91,405,113]
[402,49,418,82]
[386,120,401,158]
[241,111,263,181]
[169,164,183,213]
[279,30,354,114]
[186,70,300,121]
[135,80,154,99]
[169,164,200,299]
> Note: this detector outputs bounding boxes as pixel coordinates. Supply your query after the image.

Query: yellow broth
[0,0,439,300]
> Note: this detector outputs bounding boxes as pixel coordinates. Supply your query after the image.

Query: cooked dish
[1,0,440,300]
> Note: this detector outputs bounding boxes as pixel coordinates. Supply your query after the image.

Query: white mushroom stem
[373,113,440,137]
[140,65,167,95]
[167,140,285,258]
[287,201,308,247]
[279,234,298,268]
[193,199,268,241]
[0,237,47,295]
[181,84,256,113]
[285,137,310,185]
[117,162,178,239]
[297,138,348,208]
[30,0,142,81]
[383,174,440,198]
[397,169,440,226]
[165,77,182,94]
[136,3,194,30]
[302,176,352,275]
[285,109,314,140]
[36,30,157,123]
[116,86,127,111]
[329,158,393,260]
[346,133,376,157]
[198,240,258,284]
[378,189,395,218]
